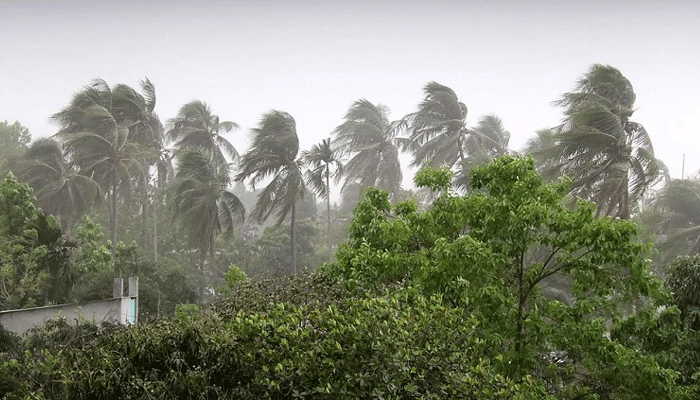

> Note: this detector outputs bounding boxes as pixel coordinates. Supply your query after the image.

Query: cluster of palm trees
[13,63,697,278]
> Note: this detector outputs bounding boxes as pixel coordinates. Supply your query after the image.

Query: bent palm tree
[17,138,101,232]
[236,110,306,275]
[453,114,512,191]
[167,100,239,165]
[52,79,146,253]
[644,179,700,263]
[168,147,245,274]
[406,82,470,170]
[332,99,407,199]
[302,138,343,261]
[549,64,663,219]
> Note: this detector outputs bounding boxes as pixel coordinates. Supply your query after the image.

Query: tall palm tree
[166,100,239,165]
[405,82,470,170]
[302,138,343,261]
[52,79,146,253]
[236,110,306,275]
[644,179,700,263]
[453,114,512,191]
[17,138,101,232]
[522,128,560,177]
[548,64,663,219]
[121,79,169,257]
[168,147,245,274]
[332,99,407,199]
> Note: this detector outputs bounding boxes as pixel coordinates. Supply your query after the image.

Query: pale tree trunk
[326,167,332,262]
[291,200,297,275]
[110,172,118,255]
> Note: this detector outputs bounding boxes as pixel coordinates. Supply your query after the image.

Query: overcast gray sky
[1,0,699,187]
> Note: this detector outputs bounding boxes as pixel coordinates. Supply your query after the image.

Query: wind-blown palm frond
[332,99,405,199]
[167,100,239,164]
[406,82,469,169]
[236,110,306,274]
[548,64,663,219]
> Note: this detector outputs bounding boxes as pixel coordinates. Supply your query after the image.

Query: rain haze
[1,0,699,189]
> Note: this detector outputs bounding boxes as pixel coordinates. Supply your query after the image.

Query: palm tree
[17,138,101,232]
[453,114,512,191]
[302,138,343,261]
[236,110,306,275]
[166,100,239,165]
[643,179,700,263]
[168,147,245,275]
[548,64,663,219]
[52,79,146,253]
[405,82,470,170]
[522,128,560,176]
[122,79,169,257]
[332,99,407,199]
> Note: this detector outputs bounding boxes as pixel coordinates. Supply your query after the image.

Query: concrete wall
[0,277,138,335]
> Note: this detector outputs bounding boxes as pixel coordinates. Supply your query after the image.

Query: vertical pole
[682,154,686,179]
[128,277,139,326]
[113,278,124,299]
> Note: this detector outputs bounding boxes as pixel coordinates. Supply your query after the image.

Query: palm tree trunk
[326,167,332,262]
[291,200,297,275]
[110,172,118,255]
[153,198,158,262]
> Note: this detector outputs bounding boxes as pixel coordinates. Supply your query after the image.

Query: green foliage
[247,219,324,276]
[0,173,76,310]
[612,255,700,395]
[223,264,248,288]
[58,287,550,399]
[0,120,30,176]
[327,155,679,398]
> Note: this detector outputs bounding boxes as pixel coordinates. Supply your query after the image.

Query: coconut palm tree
[17,138,101,232]
[522,128,560,177]
[332,99,407,199]
[168,147,245,275]
[302,138,343,261]
[236,110,306,275]
[643,179,700,263]
[166,100,239,165]
[52,79,146,253]
[453,114,512,191]
[548,64,663,219]
[405,82,470,170]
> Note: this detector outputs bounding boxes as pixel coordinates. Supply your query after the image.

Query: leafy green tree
[17,138,101,232]
[237,110,307,275]
[52,79,150,253]
[546,64,664,219]
[302,138,342,261]
[168,147,244,275]
[0,173,76,310]
[612,255,700,396]
[332,99,407,199]
[248,219,323,276]
[0,120,31,176]
[166,100,239,165]
[328,155,679,398]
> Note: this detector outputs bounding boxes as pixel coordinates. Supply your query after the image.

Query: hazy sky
[1,0,699,187]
